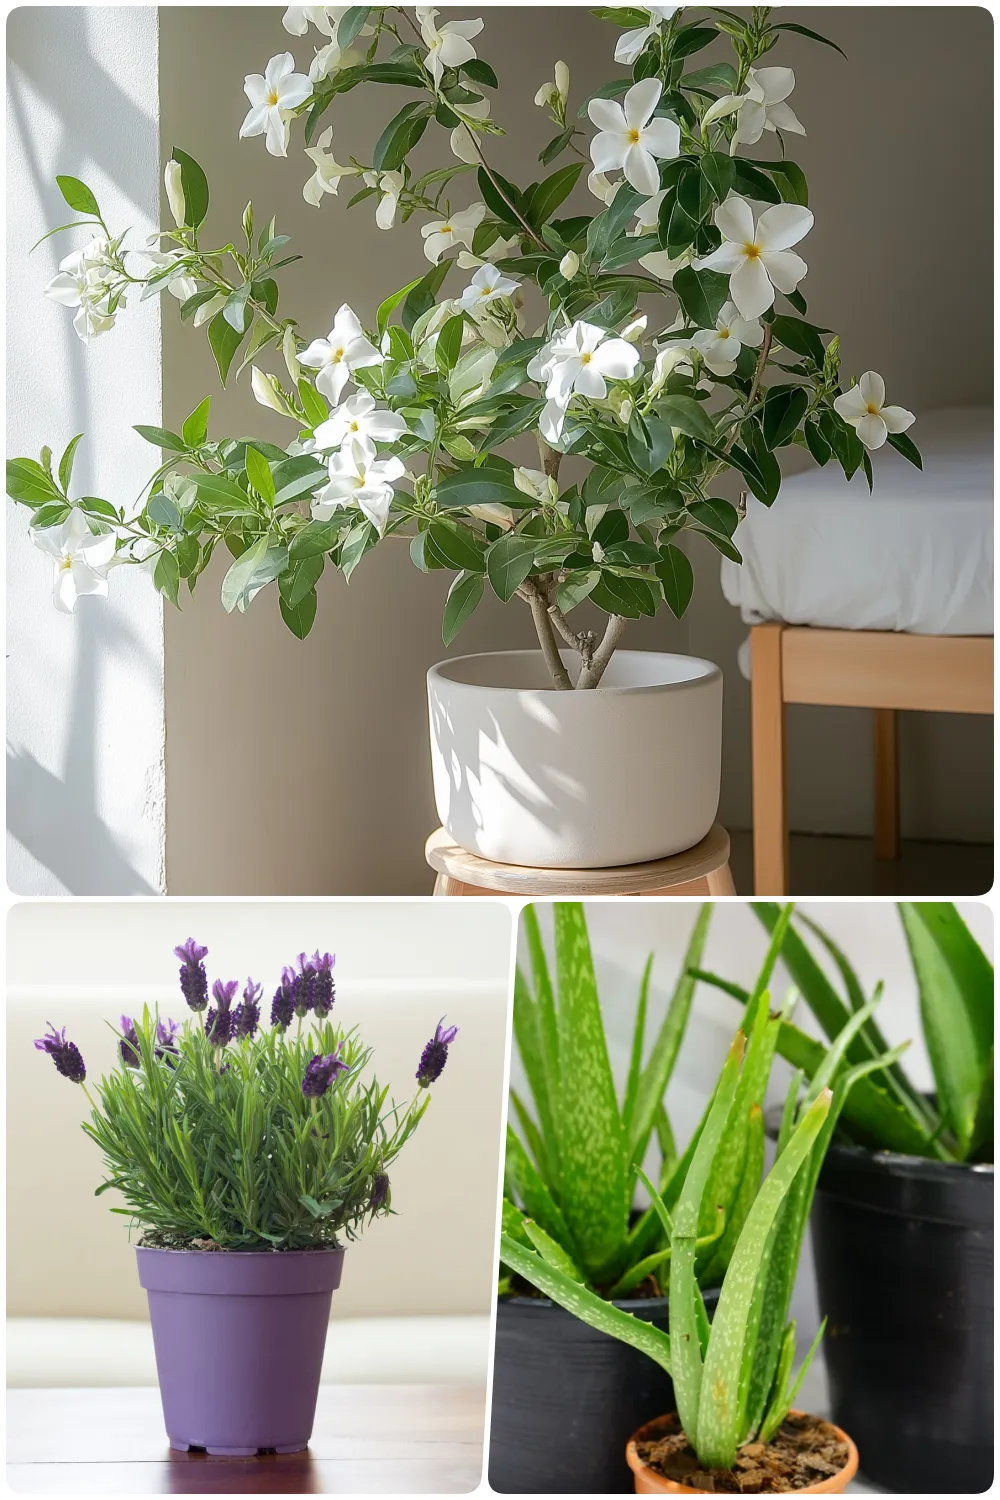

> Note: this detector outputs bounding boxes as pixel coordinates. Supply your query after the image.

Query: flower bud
[282,325,301,383]
[554,60,570,104]
[534,80,558,108]
[559,250,580,281]
[164,160,187,228]
[251,366,294,417]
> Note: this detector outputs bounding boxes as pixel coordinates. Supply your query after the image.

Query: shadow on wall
[7,9,160,894]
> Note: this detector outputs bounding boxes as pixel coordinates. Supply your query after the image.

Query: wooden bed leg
[873,708,900,861]
[751,623,789,896]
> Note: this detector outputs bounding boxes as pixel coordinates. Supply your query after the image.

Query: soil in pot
[631,1413,852,1494]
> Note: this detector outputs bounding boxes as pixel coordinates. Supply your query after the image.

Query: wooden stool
[425,823,736,897]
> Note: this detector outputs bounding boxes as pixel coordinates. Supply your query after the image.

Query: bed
[720,407,994,894]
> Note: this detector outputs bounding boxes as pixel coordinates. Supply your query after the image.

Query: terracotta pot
[625,1411,859,1495]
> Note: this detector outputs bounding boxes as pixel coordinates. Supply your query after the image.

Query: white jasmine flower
[362,169,405,228]
[615,395,634,426]
[615,6,679,64]
[456,263,520,313]
[528,320,641,441]
[450,93,491,163]
[298,304,383,405]
[413,299,469,368]
[312,435,405,532]
[283,325,301,382]
[833,372,915,451]
[700,93,745,134]
[513,467,559,504]
[416,7,484,88]
[695,195,813,320]
[164,160,187,227]
[630,192,690,279]
[313,390,407,451]
[732,67,805,148]
[31,509,116,613]
[588,169,621,204]
[588,78,681,197]
[621,313,648,343]
[309,35,363,84]
[456,233,518,270]
[559,250,580,280]
[420,201,486,264]
[649,338,696,393]
[535,60,570,112]
[692,300,763,375]
[144,248,199,303]
[468,502,514,527]
[250,366,296,417]
[283,6,335,36]
[240,53,313,158]
[303,128,357,206]
[44,238,117,342]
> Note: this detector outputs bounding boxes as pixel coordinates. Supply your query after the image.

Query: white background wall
[7,898,512,1320]
[6,7,166,894]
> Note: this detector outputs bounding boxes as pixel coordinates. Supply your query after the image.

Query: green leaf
[153,549,180,607]
[627,411,673,474]
[656,543,694,619]
[280,553,324,609]
[622,954,654,1144]
[442,569,485,645]
[505,1125,573,1247]
[170,147,210,229]
[180,397,211,449]
[280,586,318,639]
[586,185,642,264]
[773,20,847,58]
[486,532,536,602]
[377,276,423,337]
[899,903,994,1158]
[526,162,584,227]
[671,266,728,330]
[289,515,353,560]
[540,127,575,165]
[134,425,187,453]
[461,57,498,87]
[207,311,246,385]
[337,6,370,48]
[762,385,809,448]
[57,434,84,494]
[888,430,922,470]
[434,313,466,374]
[427,518,485,572]
[56,175,101,218]
[220,535,283,613]
[244,446,276,504]
[555,569,599,613]
[655,394,717,444]
[770,315,827,366]
[272,455,328,507]
[7,458,59,506]
[700,151,735,203]
[298,379,329,428]
[476,165,525,226]
[401,260,451,331]
[373,100,432,172]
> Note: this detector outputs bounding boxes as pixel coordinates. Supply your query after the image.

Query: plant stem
[523,579,573,689]
[577,614,627,689]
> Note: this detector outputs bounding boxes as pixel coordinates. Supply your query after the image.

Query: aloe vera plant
[501,973,903,1473]
[503,902,803,1301]
[695,902,994,1165]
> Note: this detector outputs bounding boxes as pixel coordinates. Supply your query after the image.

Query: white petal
[622,143,660,197]
[614,25,652,64]
[592,338,641,380]
[858,371,886,409]
[298,338,332,368]
[855,413,888,450]
[732,100,766,146]
[587,96,628,134]
[880,405,915,435]
[573,364,607,400]
[265,52,296,88]
[70,560,111,597]
[756,202,813,252]
[53,567,79,613]
[833,388,868,424]
[623,77,662,130]
[243,74,269,107]
[767,101,805,136]
[752,66,795,105]
[730,257,774,320]
[539,397,568,444]
[641,115,681,161]
[277,74,313,110]
[694,243,744,275]
[316,363,349,404]
[759,248,807,294]
[590,131,628,174]
[714,195,755,245]
[264,108,289,157]
[240,103,269,139]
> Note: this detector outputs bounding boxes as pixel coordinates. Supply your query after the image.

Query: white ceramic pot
[427,649,722,869]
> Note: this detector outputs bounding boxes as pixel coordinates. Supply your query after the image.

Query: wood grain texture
[779,629,994,714]
[750,623,789,898]
[7,1385,484,1495]
[425,824,733,897]
[872,708,900,861]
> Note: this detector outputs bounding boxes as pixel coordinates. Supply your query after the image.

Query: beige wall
[160,8,993,894]
[7,900,510,1320]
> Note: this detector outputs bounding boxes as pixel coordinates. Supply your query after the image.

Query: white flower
[535,60,570,111]
[240,53,313,158]
[513,467,559,504]
[312,435,405,532]
[298,304,383,405]
[304,127,358,206]
[420,201,486,264]
[31,509,116,613]
[283,6,335,36]
[629,192,692,280]
[587,169,620,205]
[250,366,296,417]
[695,195,813,320]
[650,338,696,391]
[362,168,405,228]
[456,233,518,271]
[615,6,679,65]
[283,325,301,382]
[555,61,570,104]
[588,78,681,197]
[456,263,520,313]
[833,372,915,451]
[732,67,805,148]
[449,92,491,163]
[313,391,407,451]
[559,250,580,281]
[528,320,641,441]
[416,7,484,87]
[468,502,514,528]
[413,299,469,369]
[164,160,187,227]
[691,300,763,375]
[44,238,117,342]
[192,291,227,328]
[144,248,198,303]
[621,313,648,343]
[309,35,361,84]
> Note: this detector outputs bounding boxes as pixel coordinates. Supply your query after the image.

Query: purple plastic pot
[136,1246,344,1456]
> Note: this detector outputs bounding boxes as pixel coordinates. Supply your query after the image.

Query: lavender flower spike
[155,1018,180,1066]
[302,1047,350,1098]
[34,1024,86,1083]
[311,951,336,1017]
[369,1172,390,1212]
[271,966,296,1030]
[416,1017,459,1088]
[174,938,209,1012]
[205,978,238,1047]
[292,952,317,1017]
[233,980,262,1039]
[119,1015,141,1069]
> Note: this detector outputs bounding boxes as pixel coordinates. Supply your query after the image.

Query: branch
[576,614,627,690]
[522,579,573,690]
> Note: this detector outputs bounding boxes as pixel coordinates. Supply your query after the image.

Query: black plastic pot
[489,1288,717,1495]
[811,1140,994,1494]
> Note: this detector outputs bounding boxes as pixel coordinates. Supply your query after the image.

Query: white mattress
[721,407,994,638]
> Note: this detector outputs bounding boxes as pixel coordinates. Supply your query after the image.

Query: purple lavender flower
[205,978,238,1047]
[416,1017,459,1088]
[369,1172,390,1212]
[34,1024,86,1083]
[271,967,296,1030]
[119,1015,141,1068]
[155,1018,180,1066]
[174,938,209,1012]
[310,951,336,1017]
[233,979,261,1040]
[292,952,318,1017]
[301,1047,350,1098]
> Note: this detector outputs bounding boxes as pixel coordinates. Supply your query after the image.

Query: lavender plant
[35,939,458,1251]
[8,6,920,689]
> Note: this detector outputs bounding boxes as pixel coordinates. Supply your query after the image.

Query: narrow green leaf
[244,446,276,504]
[622,953,654,1141]
[57,434,84,494]
[134,425,187,453]
[505,1124,573,1248]
[442,568,484,645]
[522,1217,587,1284]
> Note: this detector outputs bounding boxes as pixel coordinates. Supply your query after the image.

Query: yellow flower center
[580,352,592,365]
[349,420,360,432]
[866,403,881,415]
[628,128,642,145]
[60,557,73,571]
[330,347,344,363]
[718,328,731,339]
[267,90,280,107]
[743,243,762,260]
[441,223,453,234]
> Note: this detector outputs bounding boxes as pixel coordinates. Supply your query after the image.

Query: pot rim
[135,1244,346,1257]
[625,1410,860,1495]
[821,1136,994,1181]
[428,648,722,698]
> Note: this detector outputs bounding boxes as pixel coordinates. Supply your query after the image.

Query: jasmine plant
[35,940,458,1250]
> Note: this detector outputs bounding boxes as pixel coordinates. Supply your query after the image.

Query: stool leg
[706,863,737,896]
[645,877,712,896]
[751,623,789,896]
[873,708,900,860]
[433,873,467,896]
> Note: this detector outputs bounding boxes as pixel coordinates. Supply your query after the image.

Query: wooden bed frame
[750,623,995,895]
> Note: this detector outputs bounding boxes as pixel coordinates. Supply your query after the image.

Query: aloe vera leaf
[670,1032,746,1447]
[756,1320,797,1445]
[512,967,558,1166]
[694,1090,831,1470]
[900,901,995,1158]
[505,1125,574,1249]
[701,1101,765,1285]
[623,952,654,1139]
[968,1046,993,1164]
[656,1104,678,1177]
[500,1232,673,1373]
[741,903,796,1034]
[770,1317,827,1441]
[801,995,891,1107]
[628,907,713,1174]
[508,1088,550,1181]
[522,1216,587,1284]
[521,903,560,1095]
[551,904,628,1277]
[776,1070,803,1155]
[611,1207,725,1299]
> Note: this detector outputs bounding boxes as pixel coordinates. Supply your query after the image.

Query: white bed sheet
[720,406,994,638]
